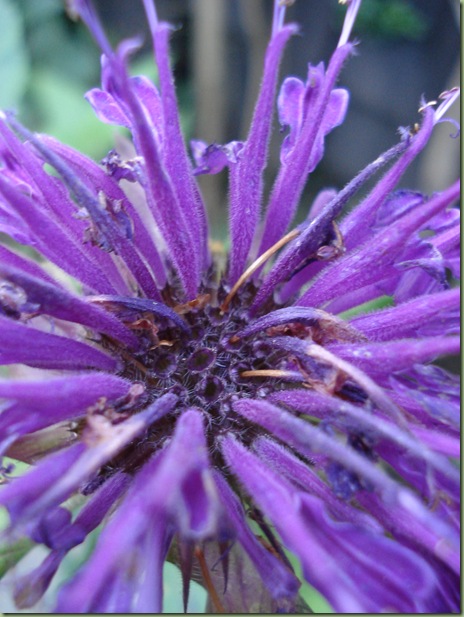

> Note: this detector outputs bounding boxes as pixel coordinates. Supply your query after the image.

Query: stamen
[221,229,300,312]
[418,100,437,113]
[119,350,149,376]
[240,369,302,380]
[434,87,460,123]
[338,0,362,48]
[272,0,292,37]
[142,0,159,36]
[67,0,113,57]
[194,546,225,614]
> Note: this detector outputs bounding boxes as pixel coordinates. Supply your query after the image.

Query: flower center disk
[92,279,286,483]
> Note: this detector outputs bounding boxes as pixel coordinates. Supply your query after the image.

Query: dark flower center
[83,278,287,491]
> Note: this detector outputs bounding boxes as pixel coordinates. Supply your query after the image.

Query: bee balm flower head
[0,0,459,612]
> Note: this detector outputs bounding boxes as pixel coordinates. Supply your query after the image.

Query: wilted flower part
[0,0,460,613]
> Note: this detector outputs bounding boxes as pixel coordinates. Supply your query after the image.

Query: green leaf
[0,0,30,108]
[28,68,117,159]
[0,535,35,580]
[337,295,394,319]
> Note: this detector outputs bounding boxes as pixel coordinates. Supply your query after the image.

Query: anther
[221,229,300,313]
[240,369,302,380]
[418,101,437,113]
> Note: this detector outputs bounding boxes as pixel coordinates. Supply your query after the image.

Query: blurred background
[0,0,460,612]
[0,0,459,238]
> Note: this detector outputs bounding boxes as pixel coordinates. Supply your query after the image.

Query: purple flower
[0,0,460,612]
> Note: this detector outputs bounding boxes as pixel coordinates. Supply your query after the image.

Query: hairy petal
[222,435,442,612]
[350,288,460,339]
[228,24,297,284]
[297,180,459,307]
[0,316,118,371]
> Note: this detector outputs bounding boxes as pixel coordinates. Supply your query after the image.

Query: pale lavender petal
[277,77,305,158]
[304,88,349,174]
[85,87,131,127]
[191,140,244,175]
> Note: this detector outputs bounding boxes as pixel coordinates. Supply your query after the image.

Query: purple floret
[0,0,459,613]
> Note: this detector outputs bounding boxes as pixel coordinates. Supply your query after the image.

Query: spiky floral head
[0,0,460,613]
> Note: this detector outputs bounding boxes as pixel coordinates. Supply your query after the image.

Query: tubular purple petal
[143,0,209,272]
[341,107,436,249]
[253,436,382,532]
[228,23,297,284]
[0,0,459,611]
[267,389,459,484]
[297,180,460,307]
[329,336,460,376]
[350,288,460,340]
[222,434,445,613]
[0,373,134,443]
[42,136,168,292]
[257,43,353,263]
[251,138,409,312]
[213,470,300,602]
[6,116,161,298]
[0,264,138,348]
[0,316,118,371]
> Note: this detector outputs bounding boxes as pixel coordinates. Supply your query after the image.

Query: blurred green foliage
[0,0,194,161]
[336,0,429,41]
[0,0,29,109]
